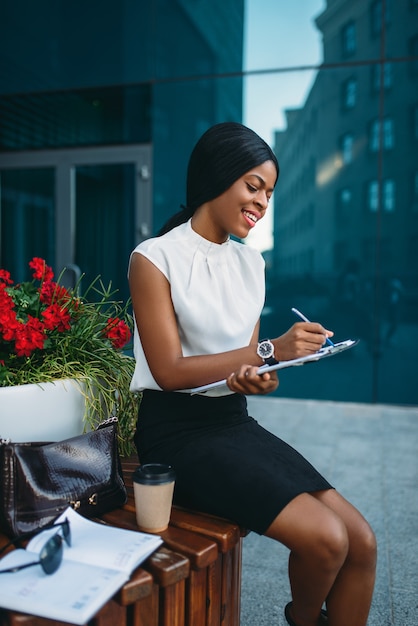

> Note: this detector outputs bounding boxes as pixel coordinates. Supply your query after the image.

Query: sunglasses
[0,519,71,575]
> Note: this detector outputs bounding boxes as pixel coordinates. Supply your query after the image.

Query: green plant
[0,258,139,456]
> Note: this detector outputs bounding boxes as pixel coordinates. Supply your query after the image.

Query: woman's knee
[317,489,377,564]
[267,494,350,571]
[348,519,377,570]
[310,515,350,572]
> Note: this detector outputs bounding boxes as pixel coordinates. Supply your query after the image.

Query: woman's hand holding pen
[272,321,334,361]
[227,365,279,395]
[226,317,334,394]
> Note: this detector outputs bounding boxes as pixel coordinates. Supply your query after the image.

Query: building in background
[261,0,418,405]
[0,0,244,298]
[272,0,417,286]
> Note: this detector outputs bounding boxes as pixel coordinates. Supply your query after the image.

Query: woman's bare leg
[313,489,377,626]
[265,490,376,626]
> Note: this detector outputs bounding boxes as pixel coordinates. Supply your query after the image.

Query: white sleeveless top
[129,219,265,396]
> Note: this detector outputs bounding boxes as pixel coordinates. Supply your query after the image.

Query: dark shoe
[284,602,328,626]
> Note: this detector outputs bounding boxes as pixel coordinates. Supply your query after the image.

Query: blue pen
[291,307,335,347]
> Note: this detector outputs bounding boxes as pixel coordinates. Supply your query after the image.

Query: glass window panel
[0,168,55,282]
[369,120,380,151]
[369,118,394,152]
[153,0,244,80]
[341,133,354,163]
[342,21,357,57]
[383,118,394,149]
[383,179,395,211]
[383,63,393,89]
[245,59,415,405]
[342,77,357,109]
[0,86,152,151]
[74,163,135,305]
[152,75,243,233]
[370,0,383,37]
[244,0,323,73]
[370,0,392,38]
[371,63,393,92]
[368,181,379,211]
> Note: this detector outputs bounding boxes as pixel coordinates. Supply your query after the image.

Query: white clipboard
[191,339,359,395]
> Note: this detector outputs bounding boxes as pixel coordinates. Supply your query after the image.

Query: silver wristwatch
[256,339,278,366]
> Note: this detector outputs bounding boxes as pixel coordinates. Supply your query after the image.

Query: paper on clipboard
[191,339,359,395]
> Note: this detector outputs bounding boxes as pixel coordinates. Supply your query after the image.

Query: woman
[128,122,376,626]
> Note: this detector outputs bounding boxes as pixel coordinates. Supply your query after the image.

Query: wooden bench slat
[114,568,154,605]
[101,508,218,571]
[143,546,189,588]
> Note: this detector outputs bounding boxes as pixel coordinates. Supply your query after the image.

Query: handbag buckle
[70,500,81,510]
[88,493,98,506]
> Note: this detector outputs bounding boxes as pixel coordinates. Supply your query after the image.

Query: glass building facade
[0,0,417,406]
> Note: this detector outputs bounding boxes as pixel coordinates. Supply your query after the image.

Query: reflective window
[0,0,416,407]
[342,21,357,57]
[369,118,394,151]
[370,0,392,37]
[367,181,380,212]
[341,133,354,164]
[342,77,357,109]
[371,63,393,92]
[383,179,396,212]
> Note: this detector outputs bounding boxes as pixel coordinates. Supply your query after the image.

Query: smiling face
[192,159,278,244]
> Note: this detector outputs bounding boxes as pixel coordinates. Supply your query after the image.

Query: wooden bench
[0,455,246,626]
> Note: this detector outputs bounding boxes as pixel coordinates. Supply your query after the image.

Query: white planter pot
[0,378,87,442]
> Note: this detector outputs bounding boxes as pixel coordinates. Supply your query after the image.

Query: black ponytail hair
[157,205,194,237]
[158,121,279,236]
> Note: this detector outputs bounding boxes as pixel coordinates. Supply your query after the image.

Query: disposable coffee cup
[132,463,176,533]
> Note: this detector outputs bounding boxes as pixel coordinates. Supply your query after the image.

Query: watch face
[258,340,274,359]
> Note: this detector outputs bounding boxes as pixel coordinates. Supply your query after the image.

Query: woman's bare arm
[129,252,265,390]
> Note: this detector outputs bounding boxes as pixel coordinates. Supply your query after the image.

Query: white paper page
[27,507,162,574]
[0,551,128,625]
[191,339,358,394]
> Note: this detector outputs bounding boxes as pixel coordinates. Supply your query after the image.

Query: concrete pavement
[240,396,418,626]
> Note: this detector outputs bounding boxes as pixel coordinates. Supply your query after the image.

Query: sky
[243,0,325,251]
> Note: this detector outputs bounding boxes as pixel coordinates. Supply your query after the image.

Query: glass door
[74,162,136,302]
[0,167,55,282]
[0,145,152,303]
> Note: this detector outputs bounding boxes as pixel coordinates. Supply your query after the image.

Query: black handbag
[0,417,127,537]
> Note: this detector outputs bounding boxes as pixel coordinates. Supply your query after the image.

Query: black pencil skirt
[134,389,333,535]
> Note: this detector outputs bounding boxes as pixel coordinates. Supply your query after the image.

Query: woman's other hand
[226,365,279,395]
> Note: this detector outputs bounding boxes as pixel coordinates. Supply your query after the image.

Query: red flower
[40,281,72,306]
[14,317,46,357]
[42,304,71,332]
[104,318,131,350]
[29,257,54,283]
[1,258,132,378]
[0,269,13,285]
[0,282,14,307]
[0,287,17,341]
[0,309,19,341]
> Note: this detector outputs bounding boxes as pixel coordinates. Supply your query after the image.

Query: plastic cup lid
[132,463,176,485]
